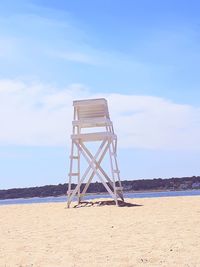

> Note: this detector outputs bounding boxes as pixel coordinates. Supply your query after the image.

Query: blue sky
[0,0,200,189]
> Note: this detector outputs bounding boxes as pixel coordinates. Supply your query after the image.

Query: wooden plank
[74,141,116,200]
[73,98,107,107]
[79,140,108,199]
[71,132,117,142]
[80,141,123,200]
[67,141,75,208]
[67,140,107,205]
[68,173,79,176]
[73,119,112,128]
[70,156,78,159]
[79,141,121,203]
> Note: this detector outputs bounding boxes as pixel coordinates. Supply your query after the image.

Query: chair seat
[71,132,117,142]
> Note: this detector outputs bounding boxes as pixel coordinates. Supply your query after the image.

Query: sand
[0,196,200,267]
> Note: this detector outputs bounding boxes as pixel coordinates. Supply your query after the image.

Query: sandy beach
[0,196,200,267]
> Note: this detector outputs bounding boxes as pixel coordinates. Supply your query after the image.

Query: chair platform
[71,132,117,142]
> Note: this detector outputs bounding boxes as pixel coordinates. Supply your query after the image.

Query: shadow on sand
[73,200,142,208]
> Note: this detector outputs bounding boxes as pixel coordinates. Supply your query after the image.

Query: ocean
[0,189,200,206]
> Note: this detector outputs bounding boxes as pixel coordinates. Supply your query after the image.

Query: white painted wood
[67,140,107,205]
[70,156,79,159]
[71,132,117,142]
[72,118,112,128]
[67,98,124,207]
[79,140,123,200]
[74,140,116,200]
[68,173,79,176]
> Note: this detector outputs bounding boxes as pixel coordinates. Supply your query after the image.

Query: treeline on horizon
[0,176,200,200]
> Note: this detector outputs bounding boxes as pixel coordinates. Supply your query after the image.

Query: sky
[0,0,200,189]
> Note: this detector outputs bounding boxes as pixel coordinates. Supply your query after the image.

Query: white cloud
[106,94,200,150]
[0,79,199,150]
[52,51,97,65]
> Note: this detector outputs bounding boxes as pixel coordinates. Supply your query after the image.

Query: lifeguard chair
[67,98,124,207]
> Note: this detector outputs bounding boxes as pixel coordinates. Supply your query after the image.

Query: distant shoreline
[1,176,200,200]
[1,189,200,207]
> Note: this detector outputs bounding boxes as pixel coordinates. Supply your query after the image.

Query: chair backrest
[73,98,110,120]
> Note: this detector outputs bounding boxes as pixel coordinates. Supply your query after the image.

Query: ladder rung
[70,156,79,159]
[113,170,120,173]
[69,173,79,176]
[111,152,116,156]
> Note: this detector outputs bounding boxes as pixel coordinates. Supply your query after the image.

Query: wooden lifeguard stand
[67,98,124,207]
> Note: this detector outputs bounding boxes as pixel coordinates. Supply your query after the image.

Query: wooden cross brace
[67,139,122,207]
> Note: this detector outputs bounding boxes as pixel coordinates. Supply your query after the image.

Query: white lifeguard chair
[67,98,124,207]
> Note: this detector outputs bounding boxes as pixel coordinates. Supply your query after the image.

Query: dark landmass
[0,176,200,200]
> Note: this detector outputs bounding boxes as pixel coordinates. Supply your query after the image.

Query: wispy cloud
[0,79,199,150]
[50,51,99,65]
[1,2,200,96]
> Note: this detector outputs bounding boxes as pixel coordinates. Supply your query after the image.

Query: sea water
[0,189,200,206]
